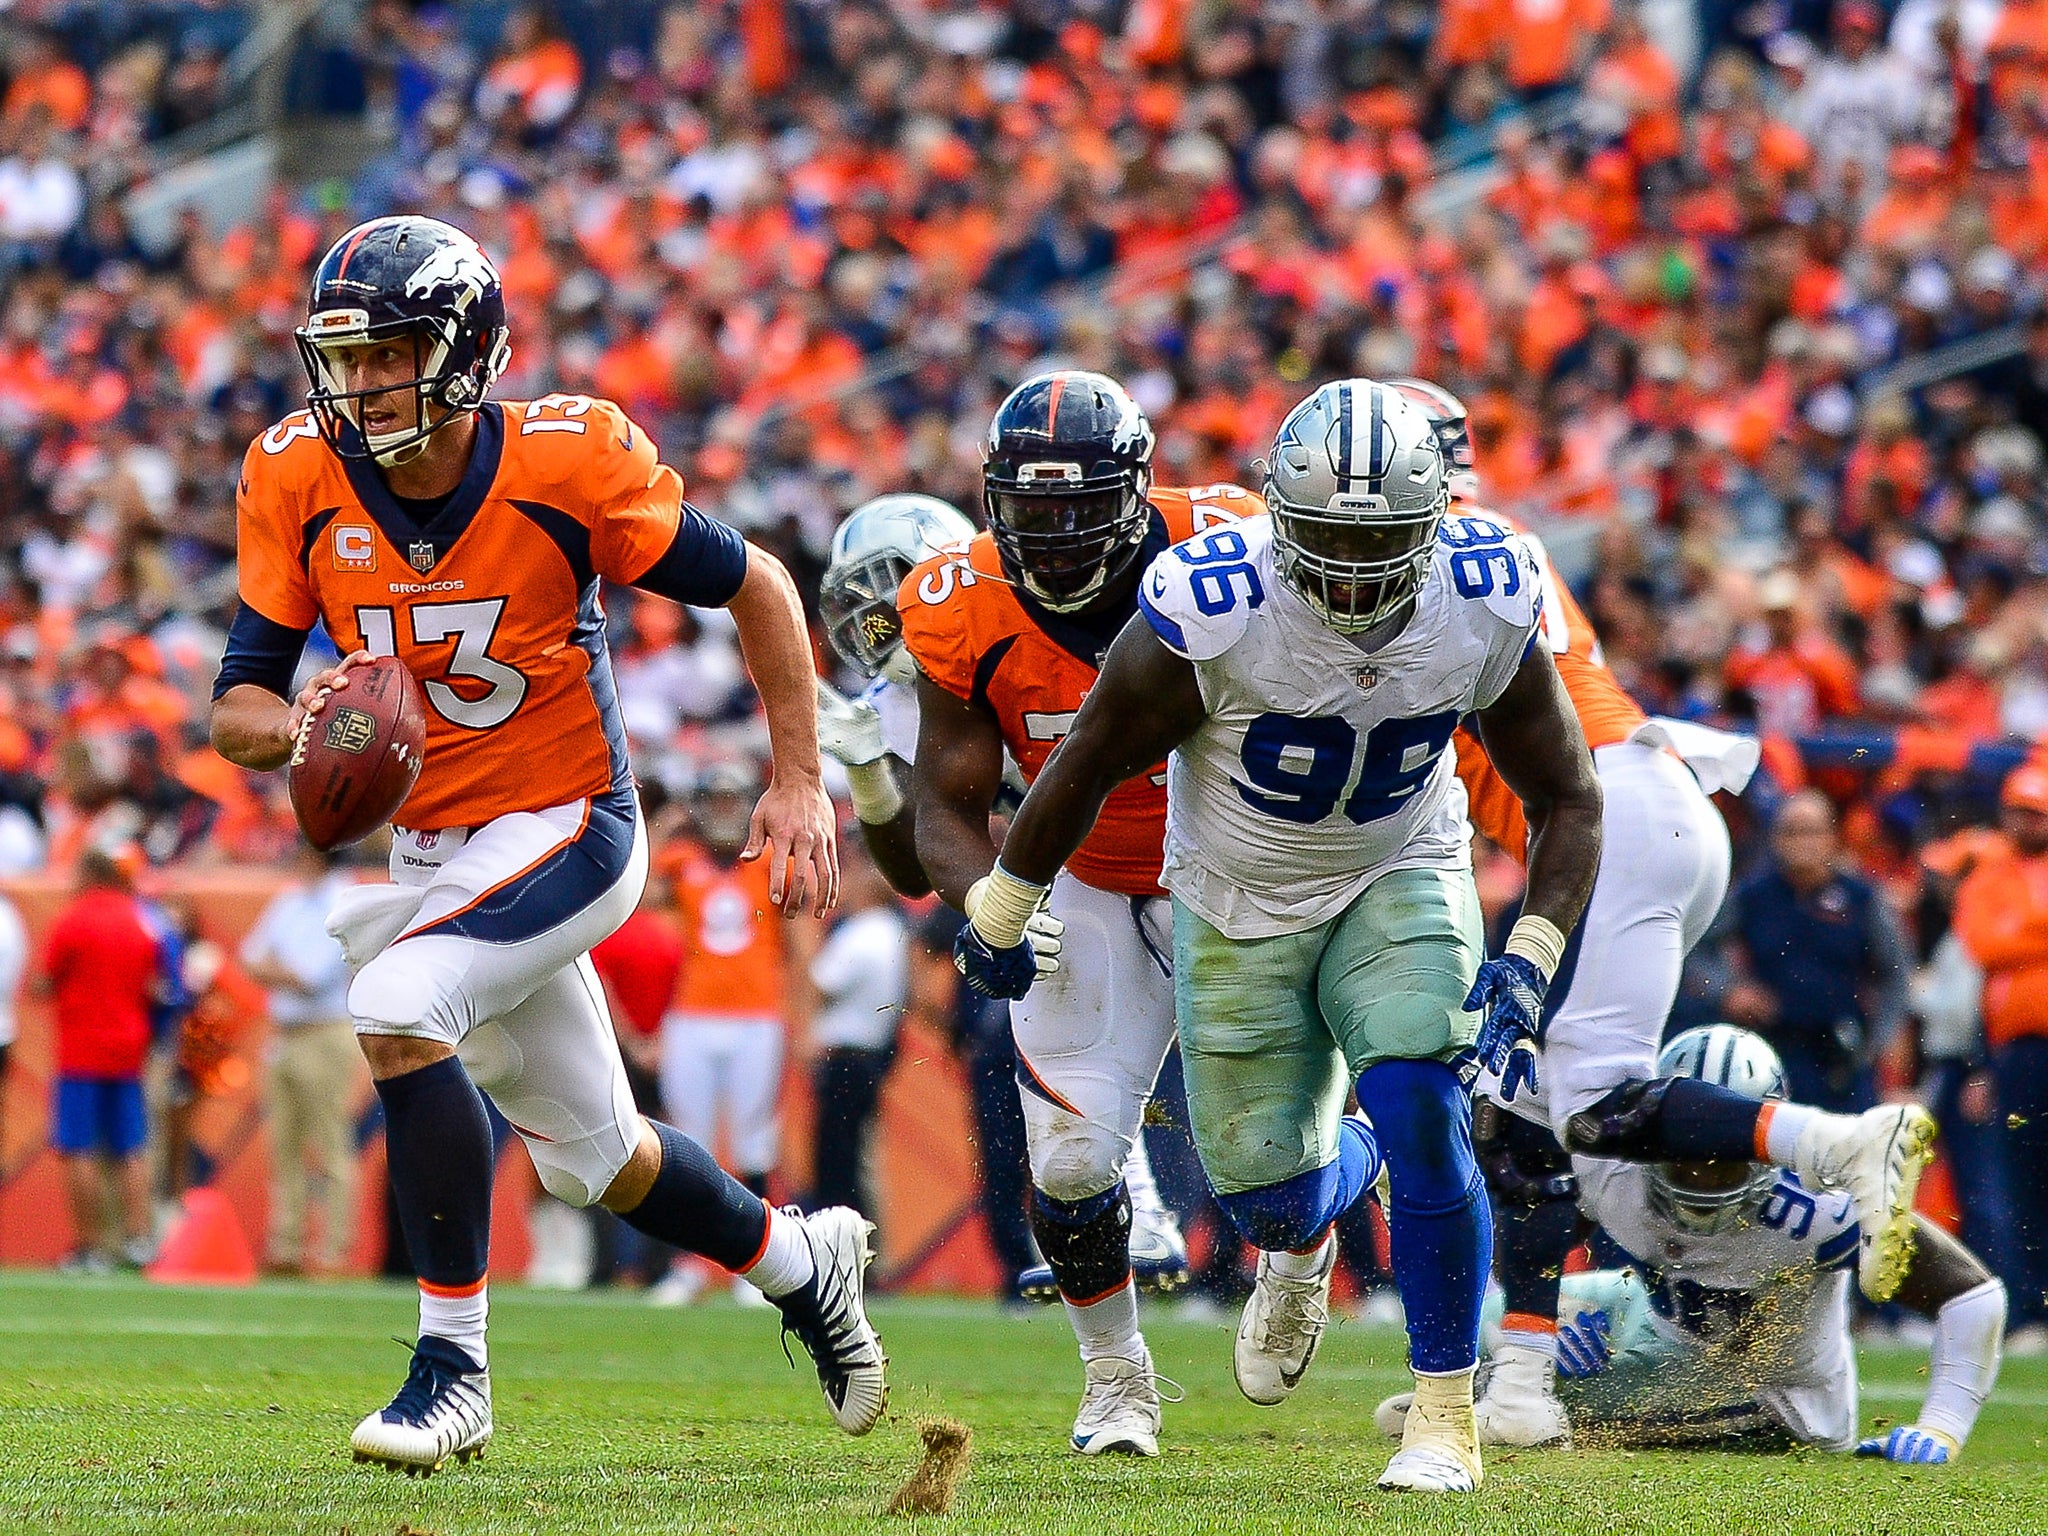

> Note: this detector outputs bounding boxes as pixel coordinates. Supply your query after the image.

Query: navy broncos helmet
[295,215,513,466]
[982,370,1155,612]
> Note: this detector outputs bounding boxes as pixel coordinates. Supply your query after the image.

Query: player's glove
[1554,1307,1612,1379]
[815,678,887,767]
[1855,1425,1958,1464]
[1463,953,1546,1104]
[955,866,1053,1001]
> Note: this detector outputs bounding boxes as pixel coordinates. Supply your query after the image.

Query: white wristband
[965,863,1047,950]
[844,758,904,825]
[1504,914,1567,981]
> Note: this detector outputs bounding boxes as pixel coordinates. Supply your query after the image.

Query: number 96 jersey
[235,396,745,830]
[1140,515,1542,940]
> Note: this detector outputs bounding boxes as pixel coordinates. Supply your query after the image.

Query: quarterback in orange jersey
[207,216,884,1476]
[902,370,1260,1456]
[1384,378,1937,1451]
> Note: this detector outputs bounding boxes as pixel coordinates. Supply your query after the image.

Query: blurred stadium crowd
[6,0,2048,1330]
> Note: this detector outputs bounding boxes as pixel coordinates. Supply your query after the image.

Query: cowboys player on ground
[961,379,1605,1492]
[1382,1025,2005,1462]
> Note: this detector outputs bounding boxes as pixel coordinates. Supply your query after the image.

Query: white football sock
[741,1207,817,1298]
[1267,1229,1334,1280]
[418,1282,488,1370]
[1761,1102,1822,1167]
[1066,1279,1143,1362]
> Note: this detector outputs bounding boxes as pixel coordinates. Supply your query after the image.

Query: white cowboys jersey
[1139,514,1541,939]
[1579,1159,1859,1392]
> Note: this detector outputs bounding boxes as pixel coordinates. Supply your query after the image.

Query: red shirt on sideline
[592,906,684,1040]
[41,886,160,1078]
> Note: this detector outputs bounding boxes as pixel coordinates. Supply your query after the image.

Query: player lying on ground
[960,379,1605,1492]
[816,492,1191,1306]
[209,215,884,1476]
[1391,377,1941,1448]
[1378,1026,2005,1462]
[894,374,1263,1456]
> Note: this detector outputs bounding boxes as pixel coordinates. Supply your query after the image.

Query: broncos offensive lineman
[1389,378,1942,1448]
[963,379,1607,1492]
[1380,1026,2006,1462]
[211,216,883,1474]
[815,494,1192,1300]
[898,373,1262,1456]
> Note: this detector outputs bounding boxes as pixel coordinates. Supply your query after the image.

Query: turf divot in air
[886,1418,972,1515]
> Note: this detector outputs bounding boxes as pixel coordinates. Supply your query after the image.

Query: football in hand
[287,656,427,850]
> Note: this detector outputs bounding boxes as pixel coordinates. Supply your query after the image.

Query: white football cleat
[1377,1373,1482,1492]
[646,1262,707,1307]
[350,1336,492,1477]
[1789,1104,1937,1301]
[1473,1342,1571,1448]
[815,678,888,766]
[1071,1346,1177,1456]
[768,1206,889,1435]
[1234,1234,1336,1405]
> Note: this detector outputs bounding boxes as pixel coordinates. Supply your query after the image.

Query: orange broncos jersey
[667,846,786,1019]
[1455,507,1645,861]
[233,396,746,830]
[899,484,1261,897]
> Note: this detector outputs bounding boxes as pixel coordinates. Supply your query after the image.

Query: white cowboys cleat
[1791,1104,1938,1302]
[1071,1345,1179,1456]
[1377,1375,1482,1492]
[350,1336,492,1477]
[1234,1234,1336,1405]
[769,1206,889,1435]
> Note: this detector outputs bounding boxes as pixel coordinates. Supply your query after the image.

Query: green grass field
[1,1272,2043,1536]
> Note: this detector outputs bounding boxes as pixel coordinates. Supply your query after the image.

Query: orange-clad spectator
[1724,569,1861,739]
[4,30,89,133]
[1502,0,1610,96]
[1587,12,1682,165]
[1951,765,2048,1330]
[63,633,187,747]
[1125,0,1191,69]
[1862,145,1953,255]
[1434,0,1500,73]
[1842,394,1932,529]
[1918,637,2010,744]
[474,6,582,134]
[1986,0,2048,111]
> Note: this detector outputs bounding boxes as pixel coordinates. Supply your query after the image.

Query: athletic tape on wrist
[1504,914,1567,982]
[966,863,1046,950]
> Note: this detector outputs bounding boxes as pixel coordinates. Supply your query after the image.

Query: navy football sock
[618,1120,769,1272]
[1216,1117,1378,1252]
[1478,1107,1581,1328]
[1652,1077,1770,1162]
[1358,1059,1490,1374]
[375,1055,493,1288]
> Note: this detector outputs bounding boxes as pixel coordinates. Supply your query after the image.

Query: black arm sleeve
[210,602,312,701]
[631,502,749,607]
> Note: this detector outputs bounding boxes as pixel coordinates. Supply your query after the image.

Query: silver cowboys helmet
[1648,1024,1788,1237]
[820,493,978,684]
[1264,379,1449,633]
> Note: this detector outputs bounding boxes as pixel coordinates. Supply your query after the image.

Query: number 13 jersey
[234,397,747,830]
[1139,515,1542,939]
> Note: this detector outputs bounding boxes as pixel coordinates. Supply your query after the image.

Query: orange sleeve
[235,431,319,630]
[1953,865,2048,970]
[1814,648,1860,716]
[896,551,982,701]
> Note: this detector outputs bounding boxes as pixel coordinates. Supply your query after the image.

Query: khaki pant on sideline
[267,1018,364,1269]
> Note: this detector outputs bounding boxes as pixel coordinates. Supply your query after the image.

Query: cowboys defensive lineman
[960,379,1606,1491]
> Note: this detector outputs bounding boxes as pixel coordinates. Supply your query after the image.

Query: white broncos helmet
[1264,379,1449,632]
[1648,1024,1788,1236]
[820,493,978,683]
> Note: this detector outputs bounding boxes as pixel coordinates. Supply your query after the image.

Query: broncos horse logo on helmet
[295,215,513,468]
[982,370,1156,613]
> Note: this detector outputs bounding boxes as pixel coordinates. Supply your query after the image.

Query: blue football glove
[1855,1425,1957,1464]
[1554,1307,1612,1379]
[1462,953,1547,1103]
[953,923,1039,1001]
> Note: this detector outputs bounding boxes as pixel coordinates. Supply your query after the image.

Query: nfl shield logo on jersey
[1354,665,1380,692]
[408,541,437,573]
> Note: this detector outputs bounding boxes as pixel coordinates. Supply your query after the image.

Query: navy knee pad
[1031,1181,1132,1303]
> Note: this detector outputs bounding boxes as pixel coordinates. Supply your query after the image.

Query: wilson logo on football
[324,707,378,755]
